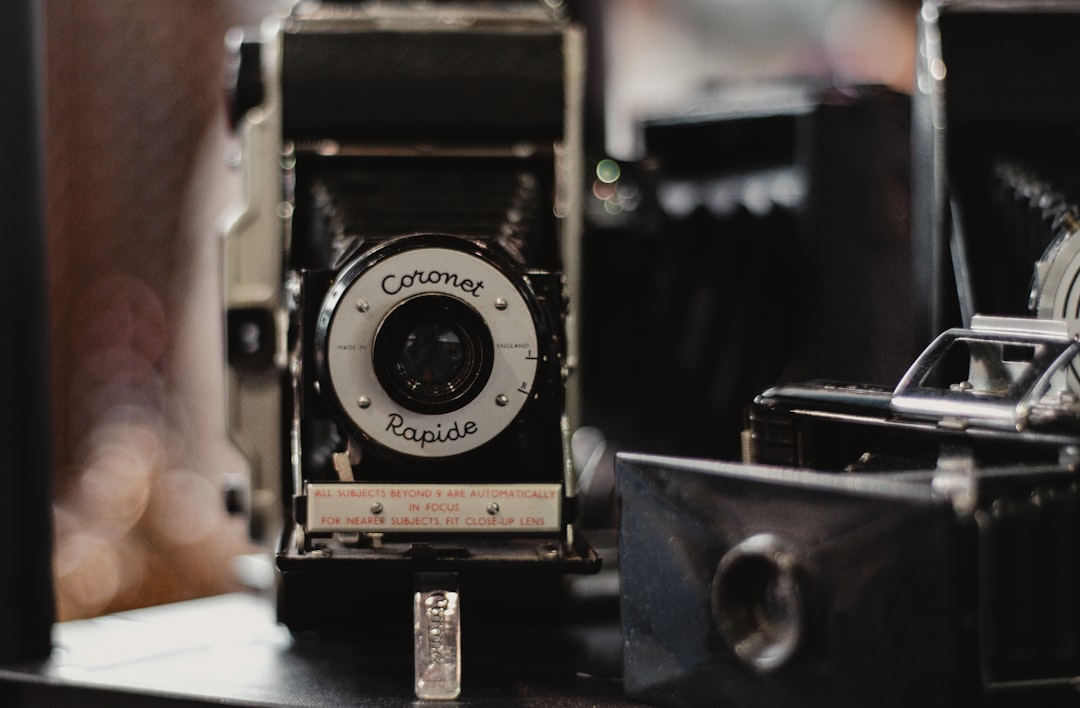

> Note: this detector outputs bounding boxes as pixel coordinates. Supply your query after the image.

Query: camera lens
[401,323,465,386]
[712,534,804,672]
[374,294,494,415]
[316,239,543,458]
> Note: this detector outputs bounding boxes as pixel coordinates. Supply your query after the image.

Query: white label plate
[305,483,562,533]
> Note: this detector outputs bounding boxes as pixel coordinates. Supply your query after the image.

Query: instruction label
[305,483,562,533]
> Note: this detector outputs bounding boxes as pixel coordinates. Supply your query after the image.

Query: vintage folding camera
[619,316,1080,707]
[581,82,916,462]
[913,0,1080,342]
[221,0,595,698]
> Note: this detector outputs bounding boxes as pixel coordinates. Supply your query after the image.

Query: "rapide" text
[386,413,478,449]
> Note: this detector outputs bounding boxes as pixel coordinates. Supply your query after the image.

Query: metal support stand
[413,573,461,700]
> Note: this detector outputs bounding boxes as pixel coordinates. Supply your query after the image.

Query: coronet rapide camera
[222,0,595,698]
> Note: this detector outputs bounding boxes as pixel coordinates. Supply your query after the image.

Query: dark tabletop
[0,577,641,707]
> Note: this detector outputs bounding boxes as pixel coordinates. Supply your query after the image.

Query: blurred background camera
[913,0,1080,342]
[581,81,916,462]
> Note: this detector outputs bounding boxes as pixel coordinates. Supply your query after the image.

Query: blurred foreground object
[45,1,259,620]
[0,0,55,661]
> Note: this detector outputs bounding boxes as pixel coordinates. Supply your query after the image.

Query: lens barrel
[712,534,804,672]
[373,294,494,415]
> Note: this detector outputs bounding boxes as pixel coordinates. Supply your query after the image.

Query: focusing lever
[414,572,461,699]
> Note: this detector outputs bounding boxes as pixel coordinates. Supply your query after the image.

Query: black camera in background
[581,85,916,461]
[917,7,1080,334]
[0,0,55,662]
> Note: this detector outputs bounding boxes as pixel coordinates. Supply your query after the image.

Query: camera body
[581,82,915,462]
[748,315,1080,471]
[619,316,1080,707]
[222,0,596,677]
[913,0,1080,341]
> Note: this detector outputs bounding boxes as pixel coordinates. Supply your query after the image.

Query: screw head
[371,503,383,515]
[487,502,500,515]
[356,299,370,313]
[494,297,508,311]
[358,396,371,409]
[495,394,509,407]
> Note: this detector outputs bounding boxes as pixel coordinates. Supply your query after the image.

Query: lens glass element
[374,294,494,415]
[401,324,466,388]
